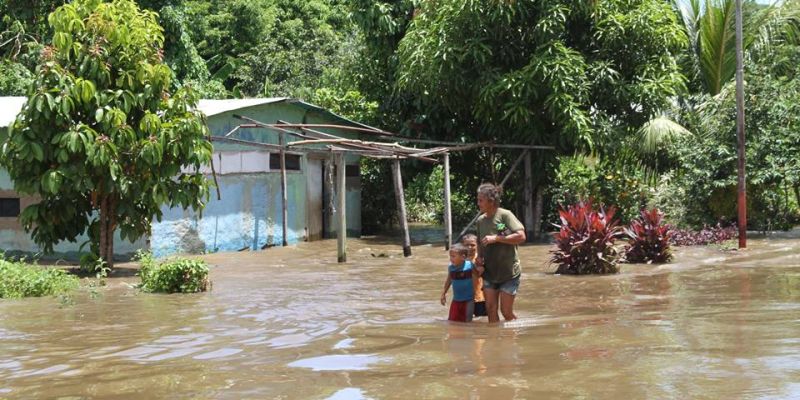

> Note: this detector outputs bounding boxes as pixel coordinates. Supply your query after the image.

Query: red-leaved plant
[550,201,623,275]
[623,208,674,264]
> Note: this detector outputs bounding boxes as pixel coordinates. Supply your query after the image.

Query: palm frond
[638,116,693,154]
[698,0,737,95]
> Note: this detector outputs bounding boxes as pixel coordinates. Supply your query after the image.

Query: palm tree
[675,0,800,96]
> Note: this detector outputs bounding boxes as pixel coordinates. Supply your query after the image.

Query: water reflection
[0,237,799,398]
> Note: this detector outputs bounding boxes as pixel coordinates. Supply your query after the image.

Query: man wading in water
[475,183,526,322]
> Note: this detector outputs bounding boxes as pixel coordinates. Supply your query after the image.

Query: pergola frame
[217,114,554,262]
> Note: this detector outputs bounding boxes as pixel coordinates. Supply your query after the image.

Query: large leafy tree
[398,0,687,152]
[0,0,212,267]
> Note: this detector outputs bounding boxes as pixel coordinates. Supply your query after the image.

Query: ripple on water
[193,348,243,360]
[325,388,372,400]
[288,354,385,371]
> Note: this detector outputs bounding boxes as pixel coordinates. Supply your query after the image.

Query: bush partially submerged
[670,223,738,246]
[138,252,210,293]
[551,201,623,275]
[0,259,79,299]
[624,208,674,264]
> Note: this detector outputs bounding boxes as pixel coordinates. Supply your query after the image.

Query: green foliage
[0,0,212,266]
[137,251,210,293]
[675,0,800,95]
[404,165,473,226]
[0,60,33,95]
[398,0,687,151]
[658,45,800,230]
[547,156,650,225]
[0,258,79,299]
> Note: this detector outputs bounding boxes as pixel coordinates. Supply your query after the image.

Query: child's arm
[440,274,452,306]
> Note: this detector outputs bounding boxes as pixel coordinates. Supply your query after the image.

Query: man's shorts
[483,275,520,296]
[448,299,474,322]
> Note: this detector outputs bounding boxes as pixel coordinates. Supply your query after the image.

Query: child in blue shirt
[440,243,475,322]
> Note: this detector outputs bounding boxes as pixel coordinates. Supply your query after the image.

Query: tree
[674,0,800,96]
[398,0,687,152]
[0,0,212,268]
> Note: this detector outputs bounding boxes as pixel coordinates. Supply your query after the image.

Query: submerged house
[0,97,364,259]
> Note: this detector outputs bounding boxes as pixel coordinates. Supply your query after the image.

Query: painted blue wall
[151,100,363,257]
[0,100,363,259]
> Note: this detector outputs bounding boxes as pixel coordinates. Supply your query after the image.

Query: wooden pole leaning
[456,149,529,240]
[443,152,452,250]
[392,157,412,257]
[523,151,534,242]
[337,152,347,262]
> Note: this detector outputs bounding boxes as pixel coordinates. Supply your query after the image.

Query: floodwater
[1,236,800,399]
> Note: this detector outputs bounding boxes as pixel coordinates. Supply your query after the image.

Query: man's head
[477,183,502,213]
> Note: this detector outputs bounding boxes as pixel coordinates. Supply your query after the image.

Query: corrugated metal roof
[287,99,382,132]
[0,97,27,128]
[197,97,287,117]
[0,96,380,131]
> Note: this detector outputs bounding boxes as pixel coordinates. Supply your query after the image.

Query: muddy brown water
[1,237,800,399]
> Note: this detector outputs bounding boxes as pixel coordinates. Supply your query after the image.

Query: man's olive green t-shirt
[476,208,524,284]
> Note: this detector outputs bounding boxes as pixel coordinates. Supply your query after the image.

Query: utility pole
[735,0,747,248]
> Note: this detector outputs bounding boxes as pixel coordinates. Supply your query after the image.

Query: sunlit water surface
[2,235,800,399]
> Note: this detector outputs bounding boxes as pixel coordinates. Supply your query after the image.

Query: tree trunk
[98,196,116,269]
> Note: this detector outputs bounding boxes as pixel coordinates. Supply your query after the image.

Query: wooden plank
[523,152,534,242]
[337,152,347,263]
[443,152,452,250]
[392,158,412,257]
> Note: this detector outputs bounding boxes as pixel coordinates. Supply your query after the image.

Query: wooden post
[523,152,534,243]
[533,185,544,240]
[336,152,347,262]
[443,152,452,250]
[392,158,412,257]
[280,132,289,246]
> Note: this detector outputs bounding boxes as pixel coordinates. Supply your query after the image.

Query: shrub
[670,223,738,246]
[547,156,649,227]
[0,259,79,299]
[138,252,210,293]
[550,201,623,275]
[624,208,674,264]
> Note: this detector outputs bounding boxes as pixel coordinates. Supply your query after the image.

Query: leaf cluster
[138,252,210,293]
[550,201,624,275]
[0,257,79,299]
[623,208,674,264]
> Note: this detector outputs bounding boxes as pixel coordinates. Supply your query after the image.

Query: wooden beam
[336,152,347,263]
[443,152,452,250]
[280,131,289,247]
[392,158,412,257]
[523,152,534,243]
[270,122,556,150]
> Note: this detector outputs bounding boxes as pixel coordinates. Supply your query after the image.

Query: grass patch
[137,251,211,293]
[0,258,79,299]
